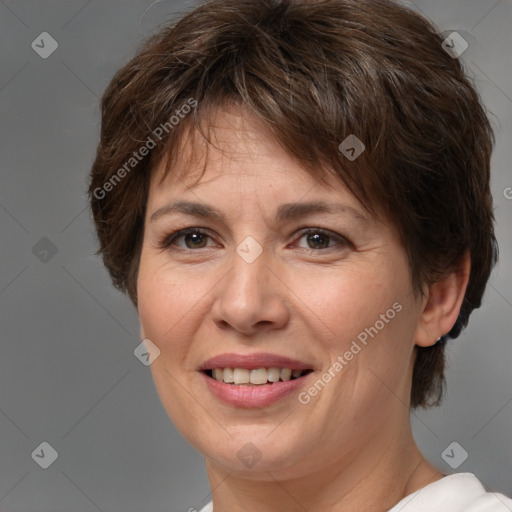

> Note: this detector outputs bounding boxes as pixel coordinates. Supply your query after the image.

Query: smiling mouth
[203,367,313,386]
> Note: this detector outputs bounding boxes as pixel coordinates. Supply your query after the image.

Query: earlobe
[415,251,471,347]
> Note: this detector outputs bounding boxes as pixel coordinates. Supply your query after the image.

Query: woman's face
[137,106,426,480]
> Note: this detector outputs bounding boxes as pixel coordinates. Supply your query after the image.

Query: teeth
[210,367,307,385]
[267,367,281,382]
[280,368,292,381]
[223,368,234,383]
[233,368,249,384]
[250,368,268,385]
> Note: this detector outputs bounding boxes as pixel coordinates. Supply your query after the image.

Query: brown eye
[159,228,214,250]
[305,232,330,249]
[295,229,350,251]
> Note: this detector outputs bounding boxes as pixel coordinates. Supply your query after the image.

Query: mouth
[203,367,313,385]
[199,353,315,407]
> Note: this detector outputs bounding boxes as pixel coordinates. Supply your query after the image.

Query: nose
[211,246,290,337]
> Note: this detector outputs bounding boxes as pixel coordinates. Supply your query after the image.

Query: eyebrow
[150,200,370,225]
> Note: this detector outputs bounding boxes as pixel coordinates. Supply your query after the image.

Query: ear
[414,251,471,347]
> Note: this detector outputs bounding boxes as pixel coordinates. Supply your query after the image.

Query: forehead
[144,105,395,243]
[150,105,349,198]
[145,116,380,236]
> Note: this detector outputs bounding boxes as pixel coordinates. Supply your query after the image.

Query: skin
[137,105,470,512]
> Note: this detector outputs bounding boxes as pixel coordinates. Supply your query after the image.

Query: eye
[157,227,351,252]
[158,228,216,250]
[293,228,350,251]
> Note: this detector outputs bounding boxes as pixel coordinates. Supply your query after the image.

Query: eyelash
[157,227,351,253]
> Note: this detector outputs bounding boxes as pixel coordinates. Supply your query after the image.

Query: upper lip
[199,352,313,371]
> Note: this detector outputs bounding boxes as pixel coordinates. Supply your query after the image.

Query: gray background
[0,0,511,510]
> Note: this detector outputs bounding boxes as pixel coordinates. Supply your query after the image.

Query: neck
[203,420,443,512]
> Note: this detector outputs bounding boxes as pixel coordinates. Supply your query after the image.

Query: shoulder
[198,502,213,512]
[462,492,512,512]
[389,473,512,512]
[198,475,512,512]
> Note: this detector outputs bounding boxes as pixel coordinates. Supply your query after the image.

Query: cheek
[312,267,405,343]
[136,255,198,358]
[316,260,416,383]
[136,259,202,424]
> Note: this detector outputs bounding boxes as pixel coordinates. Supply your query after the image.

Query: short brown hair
[88,0,498,408]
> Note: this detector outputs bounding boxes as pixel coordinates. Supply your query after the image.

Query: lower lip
[201,372,311,408]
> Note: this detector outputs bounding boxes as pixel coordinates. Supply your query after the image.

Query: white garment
[388,473,512,512]
[198,473,512,512]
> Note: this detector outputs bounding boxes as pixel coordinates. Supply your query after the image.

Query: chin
[192,426,313,478]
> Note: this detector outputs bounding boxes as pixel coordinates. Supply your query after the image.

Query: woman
[88,0,511,510]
